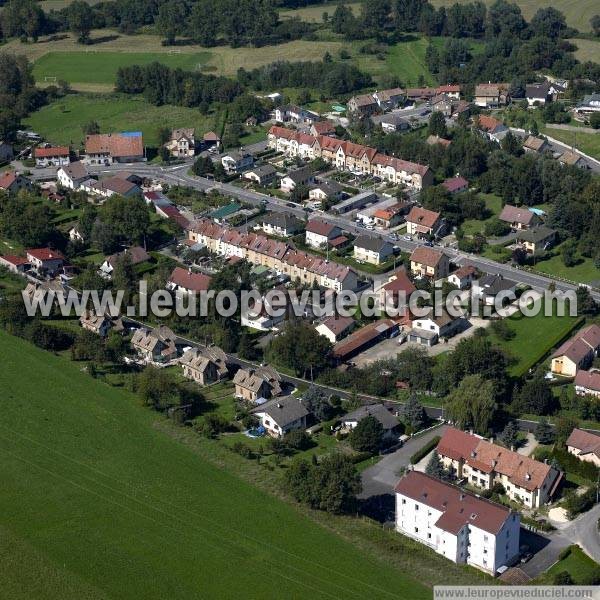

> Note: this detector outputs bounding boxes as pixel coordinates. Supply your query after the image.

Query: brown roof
[499,204,535,226]
[85,133,143,158]
[27,248,64,262]
[523,136,546,152]
[350,94,377,108]
[395,471,512,535]
[91,175,139,196]
[559,150,583,166]
[406,207,440,230]
[410,246,445,268]
[168,267,212,293]
[0,171,17,190]
[0,254,29,266]
[35,145,69,158]
[319,315,354,337]
[575,371,600,394]
[566,427,600,457]
[381,269,416,297]
[106,246,150,268]
[311,121,335,135]
[477,115,505,133]
[61,161,88,179]
[306,219,339,237]
[552,324,600,363]
[452,265,477,279]
[426,135,452,148]
[333,319,397,360]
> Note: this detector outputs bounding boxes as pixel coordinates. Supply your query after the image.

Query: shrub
[410,436,441,465]
[231,441,254,459]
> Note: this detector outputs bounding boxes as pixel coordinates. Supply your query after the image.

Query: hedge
[409,436,441,465]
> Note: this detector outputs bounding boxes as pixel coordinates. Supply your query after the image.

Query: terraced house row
[186,219,359,291]
[267,126,433,191]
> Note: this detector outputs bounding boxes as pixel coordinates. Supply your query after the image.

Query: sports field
[0,330,428,599]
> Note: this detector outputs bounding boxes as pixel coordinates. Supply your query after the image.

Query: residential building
[222,151,254,174]
[83,174,141,199]
[437,85,461,100]
[476,115,509,142]
[515,226,556,255]
[280,166,314,193]
[372,203,410,229]
[377,268,416,311]
[405,207,442,237]
[180,346,229,386]
[57,162,89,189]
[23,281,67,305]
[308,181,344,204]
[260,213,304,238]
[234,366,282,402]
[275,105,319,125]
[251,396,309,437]
[131,325,179,363]
[575,93,600,117]
[243,164,277,186]
[408,307,463,346]
[525,81,564,106]
[437,427,563,508]
[34,145,70,168]
[166,128,195,158]
[167,266,212,295]
[566,428,600,466]
[100,246,150,277]
[332,319,399,363]
[447,265,477,289]
[558,151,587,169]
[430,95,453,117]
[441,176,468,195]
[83,132,144,164]
[405,88,437,102]
[410,247,450,280]
[0,141,13,163]
[574,371,600,399]
[522,136,549,154]
[472,274,517,306]
[0,171,31,194]
[347,94,379,117]
[68,227,84,243]
[353,235,394,265]
[498,205,540,230]
[551,325,600,377]
[0,254,30,274]
[26,248,64,274]
[79,310,124,337]
[341,404,399,439]
[202,131,221,149]
[395,470,520,575]
[373,112,411,133]
[474,83,510,108]
[305,219,342,249]
[373,88,405,111]
[315,315,355,344]
[310,121,336,137]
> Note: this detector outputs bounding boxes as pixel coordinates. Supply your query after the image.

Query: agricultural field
[0,330,428,600]
[39,0,106,10]
[23,94,224,147]
[569,38,600,63]
[430,0,599,32]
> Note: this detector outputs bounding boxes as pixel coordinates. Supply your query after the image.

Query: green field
[532,241,600,286]
[280,1,363,22]
[544,546,600,584]
[0,330,428,599]
[33,51,212,89]
[541,126,600,162]
[488,307,582,376]
[23,93,223,147]
[570,38,600,63]
[461,194,503,237]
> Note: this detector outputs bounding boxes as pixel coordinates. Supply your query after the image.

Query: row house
[34,145,70,168]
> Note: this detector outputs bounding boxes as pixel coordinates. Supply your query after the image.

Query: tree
[425,452,448,480]
[67,0,95,44]
[530,7,567,39]
[534,417,555,445]
[137,366,180,411]
[445,375,497,434]
[401,394,426,432]
[590,113,600,130]
[303,386,333,422]
[514,370,557,416]
[83,120,100,135]
[428,111,448,138]
[499,421,519,449]
[591,15,600,37]
[349,415,383,455]
[156,0,189,45]
[555,415,579,447]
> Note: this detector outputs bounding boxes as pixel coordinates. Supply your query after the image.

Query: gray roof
[262,212,303,232]
[285,166,313,184]
[478,274,517,295]
[526,82,550,100]
[354,235,393,254]
[252,395,309,428]
[517,225,556,244]
[342,403,398,431]
[248,164,276,178]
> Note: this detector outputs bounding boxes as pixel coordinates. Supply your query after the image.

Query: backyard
[532,242,600,286]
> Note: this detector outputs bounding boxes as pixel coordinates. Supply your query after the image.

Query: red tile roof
[168,267,212,293]
[406,207,440,230]
[0,171,17,190]
[85,133,143,158]
[312,121,335,135]
[498,204,535,226]
[26,248,64,262]
[395,471,512,535]
[0,254,29,266]
[34,146,69,158]
[411,246,445,268]
[381,269,416,297]
[306,219,339,237]
[477,115,505,133]
[442,176,468,193]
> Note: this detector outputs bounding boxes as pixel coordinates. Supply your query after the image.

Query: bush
[553,571,573,585]
[231,441,254,459]
[410,436,441,465]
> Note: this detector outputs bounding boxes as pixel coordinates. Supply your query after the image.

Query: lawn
[540,126,600,161]
[544,545,600,584]
[23,93,223,148]
[0,330,428,599]
[532,242,600,286]
[461,193,503,237]
[488,307,582,377]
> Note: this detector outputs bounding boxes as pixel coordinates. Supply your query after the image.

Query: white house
[34,146,70,168]
[566,428,600,467]
[408,307,463,347]
[315,315,355,344]
[250,396,309,438]
[353,235,394,265]
[57,162,89,190]
[395,470,520,575]
[280,166,314,193]
[305,220,342,249]
[222,151,254,174]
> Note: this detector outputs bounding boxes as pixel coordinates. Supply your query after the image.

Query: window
[415,504,419,510]
[483,535,488,542]
[401,499,406,505]
[414,527,419,533]
[483,549,488,554]
[427,533,432,539]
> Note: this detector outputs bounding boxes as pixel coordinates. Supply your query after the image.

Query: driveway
[360,424,447,499]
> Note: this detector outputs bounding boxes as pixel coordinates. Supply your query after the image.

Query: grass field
[532,242,600,285]
[488,307,582,376]
[544,546,600,584]
[23,94,223,147]
[0,330,429,600]
[570,38,600,63]
[280,1,363,22]
[430,0,599,32]
[541,126,600,161]
[461,193,503,236]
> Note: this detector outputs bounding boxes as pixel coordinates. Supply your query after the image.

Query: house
[84,174,141,199]
[408,307,463,346]
[558,150,587,169]
[167,266,212,295]
[26,248,64,274]
[166,128,195,158]
[79,310,124,337]
[241,287,291,331]
[522,136,549,154]
[180,346,229,386]
[131,325,179,363]
[315,315,355,344]
[472,274,517,306]
[251,395,309,438]
[0,171,31,194]
[441,176,468,195]
[260,213,304,238]
[474,83,510,108]
[222,151,254,174]
[305,220,342,249]
[234,365,282,402]
[525,81,563,106]
[310,121,336,137]
[551,324,600,377]
[347,94,379,117]
[332,319,399,363]
[395,470,520,575]
[0,254,30,274]
[426,135,452,149]
[353,235,394,265]
[373,88,405,111]
[372,203,410,229]
[275,105,319,125]
[574,371,600,399]
[405,207,442,237]
[498,205,540,230]
[575,93,600,117]
[23,280,67,305]
[515,226,556,255]
[57,162,89,190]
[405,88,437,102]
[100,246,150,276]
[83,132,144,165]
[437,427,563,508]
[34,145,70,168]
[280,166,314,193]
[328,235,350,251]
[377,268,416,311]
[437,84,461,99]
[447,265,477,289]
[0,141,13,163]
[430,95,453,117]
[476,115,509,142]
[374,112,411,134]
[202,131,221,149]
[341,404,399,439]
[566,428,600,466]
[243,164,277,186]
[410,247,450,280]
[308,181,343,204]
